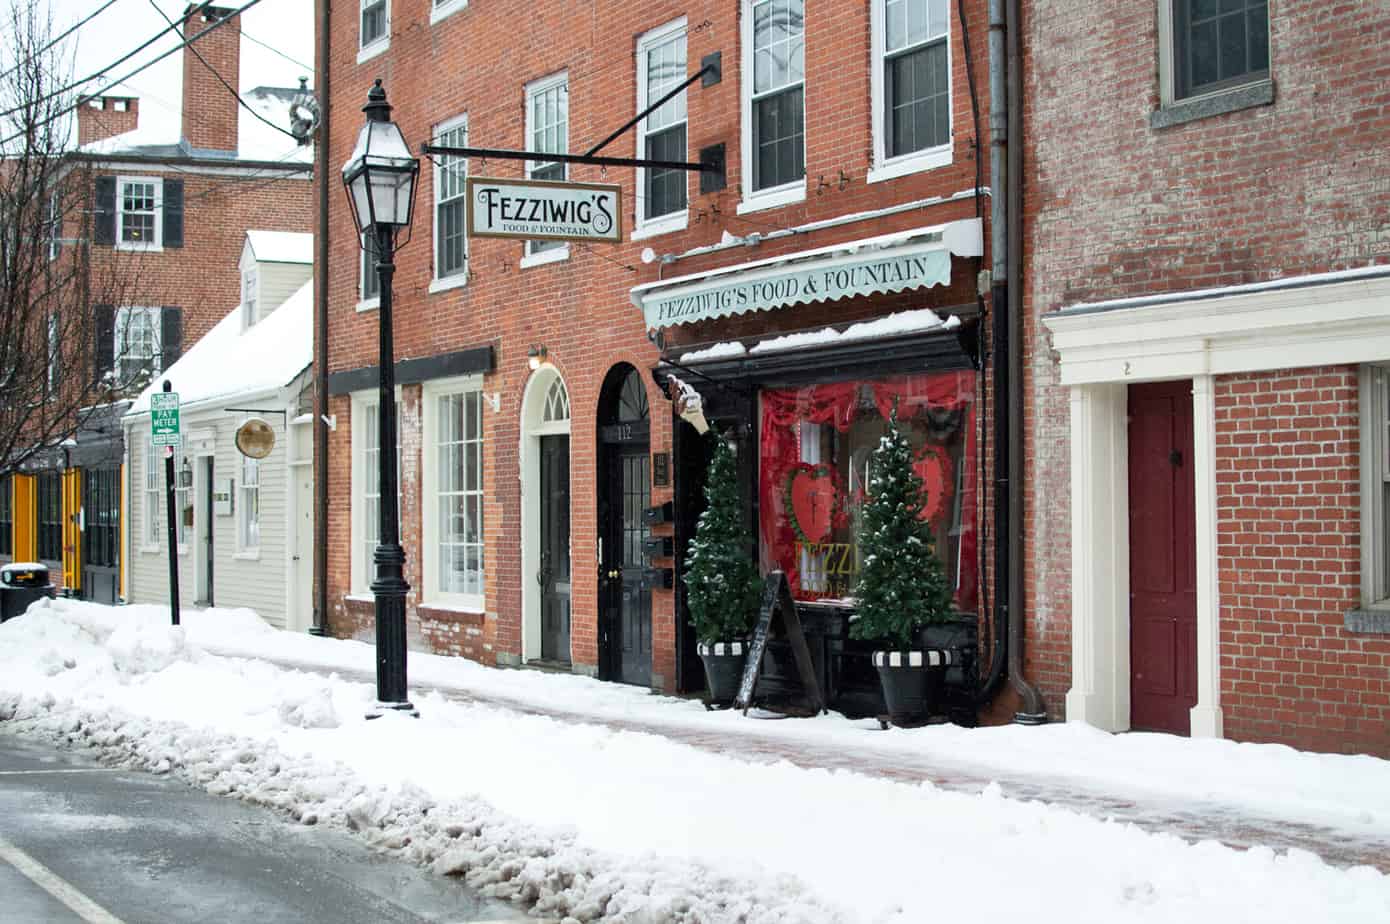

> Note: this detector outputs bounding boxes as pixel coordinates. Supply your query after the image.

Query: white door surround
[519,365,571,664]
[1043,267,1390,739]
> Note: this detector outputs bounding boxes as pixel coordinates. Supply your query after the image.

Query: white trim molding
[519,365,571,665]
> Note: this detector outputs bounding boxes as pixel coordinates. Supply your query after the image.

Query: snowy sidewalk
[4,600,1389,923]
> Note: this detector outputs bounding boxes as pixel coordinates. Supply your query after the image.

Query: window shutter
[93,177,116,246]
[162,179,184,248]
[160,306,183,370]
[93,304,115,383]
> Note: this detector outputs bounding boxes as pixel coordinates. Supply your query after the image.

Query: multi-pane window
[117,178,160,248]
[638,22,688,225]
[0,475,12,557]
[434,118,469,282]
[36,472,61,562]
[1362,365,1390,608]
[359,401,401,587]
[145,438,162,545]
[361,231,381,302]
[748,0,805,193]
[525,74,568,256]
[881,0,950,159]
[239,455,260,551]
[243,266,258,326]
[114,306,161,386]
[360,0,387,48]
[435,390,485,601]
[1175,0,1269,100]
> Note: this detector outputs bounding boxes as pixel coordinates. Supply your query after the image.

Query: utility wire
[147,0,298,142]
[0,0,121,83]
[241,29,312,73]
[1,0,268,148]
[0,1,212,119]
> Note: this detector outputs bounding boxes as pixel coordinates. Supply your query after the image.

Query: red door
[1128,381,1197,735]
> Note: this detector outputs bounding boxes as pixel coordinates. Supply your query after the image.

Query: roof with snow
[245,230,312,264]
[126,278,312,416]
[79,85,312,166]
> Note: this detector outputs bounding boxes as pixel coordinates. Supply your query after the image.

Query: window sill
[233,550,261,561]
[631,214,688,241]
[356,39,389,66]
[1151,79,1275,130]
[428,0,466,25]
[737,181,805,216]
[428,273,469,294]
[345,592,375,604]
[520,245,570,269]
[1345,608,1390,635]
[116,242,163,253]
[867,145,953,185]
[355,297,380,313]
[418,599,485,619]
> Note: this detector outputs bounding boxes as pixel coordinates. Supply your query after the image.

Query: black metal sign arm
[583,62,716,157]
[419,144,718,174]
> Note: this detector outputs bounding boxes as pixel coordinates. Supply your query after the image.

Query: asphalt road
[0,735,528,924]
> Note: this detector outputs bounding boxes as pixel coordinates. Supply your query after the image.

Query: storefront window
[758,371,978,611]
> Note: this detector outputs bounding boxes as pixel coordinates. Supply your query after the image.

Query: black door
[80,467,120,604]
[200,457,214,606]
[539,434,571,663]
[598,366,652,687]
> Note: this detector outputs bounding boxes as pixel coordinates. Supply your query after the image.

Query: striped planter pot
[871,649,954,726]
[697,640,748,705]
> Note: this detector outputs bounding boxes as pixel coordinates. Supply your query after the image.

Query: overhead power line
[241,29,312,73]
[147,0,298,143]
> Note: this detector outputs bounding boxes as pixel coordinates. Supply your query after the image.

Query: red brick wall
[77,98,139,147]
[1215,368,1389,756]
[181,7,241,153]
[322,1,996,689]
[1023,2,1390,742]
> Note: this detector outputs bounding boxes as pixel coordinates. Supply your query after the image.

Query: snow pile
[679,340,748,363]
[3,599,1390,923]
[749,309,958,355]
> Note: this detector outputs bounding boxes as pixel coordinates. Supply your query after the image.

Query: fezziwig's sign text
[466,177,622,243]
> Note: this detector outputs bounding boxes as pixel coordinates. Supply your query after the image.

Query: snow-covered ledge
[1044,266,1390,740]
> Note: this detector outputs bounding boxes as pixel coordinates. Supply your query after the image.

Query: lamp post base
[366,700,419,720]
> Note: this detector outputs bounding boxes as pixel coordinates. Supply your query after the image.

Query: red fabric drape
[758,372,978,611]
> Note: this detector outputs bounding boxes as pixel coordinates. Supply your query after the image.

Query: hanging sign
[150,392,181,447]
[466,177,622,243]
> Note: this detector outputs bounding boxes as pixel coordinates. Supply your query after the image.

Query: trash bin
[0,562,57,622]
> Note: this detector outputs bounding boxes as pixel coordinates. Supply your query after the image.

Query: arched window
[543,377,570,423]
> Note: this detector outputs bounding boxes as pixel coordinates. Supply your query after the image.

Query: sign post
[151,382,182,626]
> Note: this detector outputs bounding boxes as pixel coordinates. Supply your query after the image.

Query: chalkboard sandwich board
[733,571,824,716]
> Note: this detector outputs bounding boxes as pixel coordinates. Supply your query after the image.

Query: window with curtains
[637,20,688,229]
[0,475,12,557]
[745,0,805,197]
[758,371,977,610]
[432,388,485,604]
[433,116,469,284]
[36,472,62,562]
[525,72,568,258]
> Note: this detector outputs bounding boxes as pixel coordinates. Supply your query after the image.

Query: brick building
[323,0,1010,701]
[1025,1,1390,755]
[0,4,313,606]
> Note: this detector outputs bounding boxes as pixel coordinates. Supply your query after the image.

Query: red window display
[758,371,978,611]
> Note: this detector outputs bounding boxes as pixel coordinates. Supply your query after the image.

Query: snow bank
[3,599,1389,923]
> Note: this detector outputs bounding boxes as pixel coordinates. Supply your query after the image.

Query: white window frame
[350,390,402,594]
[633,18,689,240]
[46,311,59,394]
[357,231,380,312]
[522,71,570,267]
[242,261,259,329]
[143,436,162,550]
[114,306,162,388]
[738,0,807,215]
[868,0,954,184]
[47,190,61,261]
[421,375,486,611]
[357,0,389,62]
[430,113,470,292]
[115,175,163,252]
[1360,364,1390,610]
[237,452,261,555]
[429,0,466,26]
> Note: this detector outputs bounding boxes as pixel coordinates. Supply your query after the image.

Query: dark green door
[539,434,571,662]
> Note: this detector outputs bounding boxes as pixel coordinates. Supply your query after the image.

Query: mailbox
[643,536,674,558]
[642,567,674,590]
[643,501,673,525]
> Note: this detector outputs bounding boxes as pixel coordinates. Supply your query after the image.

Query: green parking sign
[151,391,181,447]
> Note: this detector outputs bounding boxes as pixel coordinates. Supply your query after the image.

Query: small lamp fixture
[527,345,548,371]
[180,455,193,489]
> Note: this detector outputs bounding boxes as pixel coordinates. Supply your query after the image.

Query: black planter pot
[872,650,950,726]
[697,641,748,705]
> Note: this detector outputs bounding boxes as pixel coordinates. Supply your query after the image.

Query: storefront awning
[630,218,981,330]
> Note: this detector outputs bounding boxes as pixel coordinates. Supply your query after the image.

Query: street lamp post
[342,79,420,717]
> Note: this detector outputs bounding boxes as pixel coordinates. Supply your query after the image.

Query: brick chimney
[180,4,241,155]
[76,96,139,146]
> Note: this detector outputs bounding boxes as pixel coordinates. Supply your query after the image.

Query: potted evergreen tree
[848,414,955,726]
[684,430,761,705]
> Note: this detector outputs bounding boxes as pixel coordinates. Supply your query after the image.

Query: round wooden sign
[234,417,275,460]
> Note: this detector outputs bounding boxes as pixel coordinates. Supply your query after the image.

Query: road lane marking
[0,832,126,924]
[0,769,122,776]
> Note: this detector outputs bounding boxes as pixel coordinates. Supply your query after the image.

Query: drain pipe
[1006,0,1047,723]
[309,0,330,636]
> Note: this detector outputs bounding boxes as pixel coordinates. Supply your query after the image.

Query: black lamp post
[342,79,420,717]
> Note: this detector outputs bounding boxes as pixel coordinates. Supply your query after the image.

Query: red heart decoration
[914,451,950,522]
[790,468,835,543]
